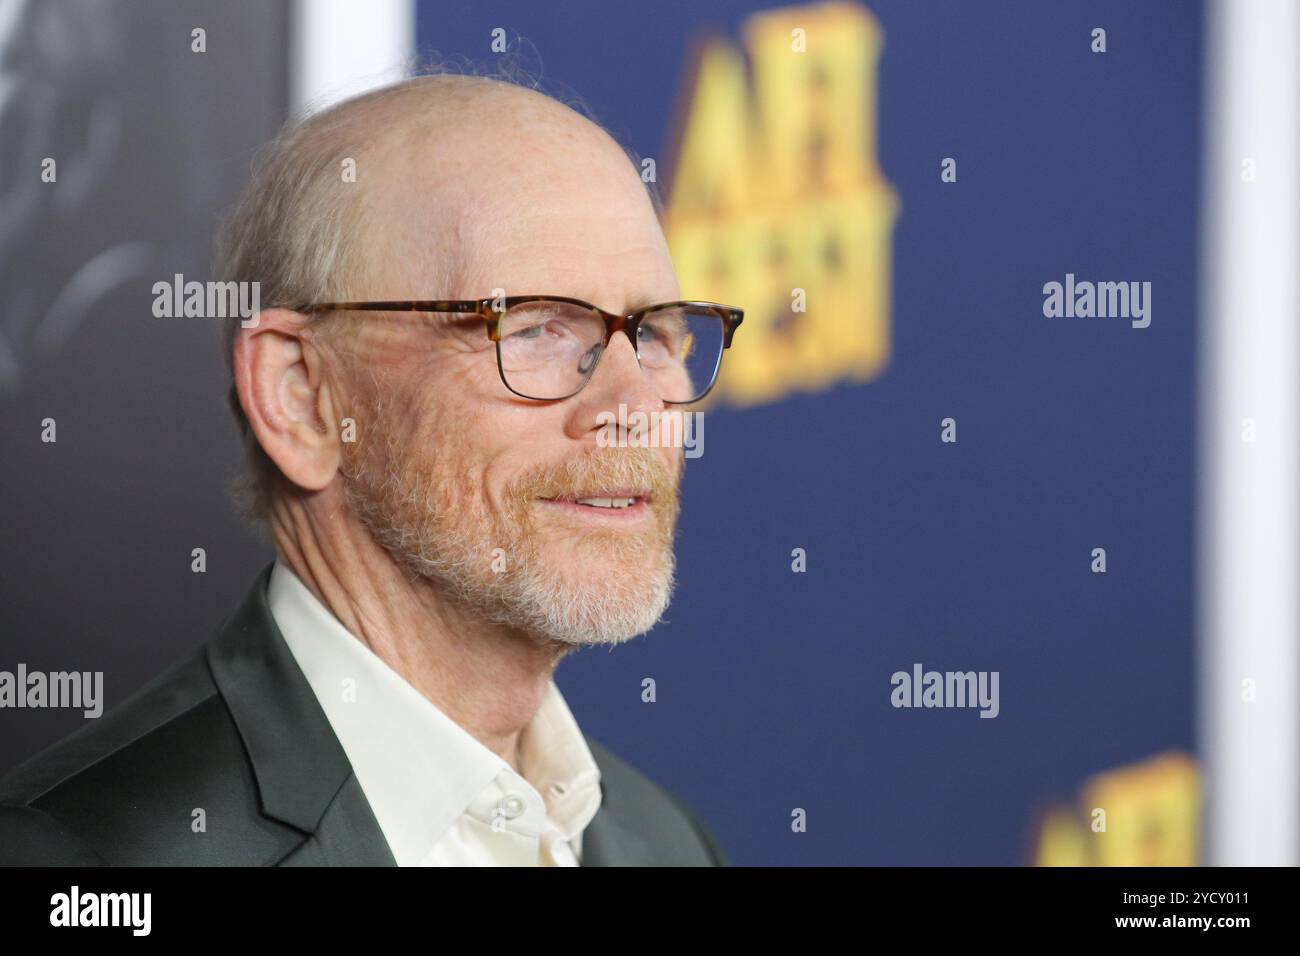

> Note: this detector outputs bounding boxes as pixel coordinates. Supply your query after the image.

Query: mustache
[509,446,680,505]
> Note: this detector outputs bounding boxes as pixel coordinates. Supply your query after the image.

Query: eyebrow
[569,293,685,314]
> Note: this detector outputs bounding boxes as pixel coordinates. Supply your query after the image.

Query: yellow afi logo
[664,1,899,408]
[1034,752,1201,866]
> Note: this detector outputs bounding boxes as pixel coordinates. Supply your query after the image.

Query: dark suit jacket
[0,565,727,866]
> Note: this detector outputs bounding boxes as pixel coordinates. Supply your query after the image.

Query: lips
[540,491,650,510]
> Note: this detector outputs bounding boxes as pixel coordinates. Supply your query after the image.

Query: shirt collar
[266,558,601,865]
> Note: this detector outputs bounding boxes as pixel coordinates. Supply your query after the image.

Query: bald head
[334,74,674,306]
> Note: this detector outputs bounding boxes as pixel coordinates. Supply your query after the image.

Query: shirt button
[496,794,526,819]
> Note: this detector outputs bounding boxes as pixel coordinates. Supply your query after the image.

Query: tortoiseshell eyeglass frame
[294,295,744,403]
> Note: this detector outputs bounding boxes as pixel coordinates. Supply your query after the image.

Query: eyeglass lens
[496,301,725,401]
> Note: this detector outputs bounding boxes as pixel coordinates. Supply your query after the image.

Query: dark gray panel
[0,0,290,773]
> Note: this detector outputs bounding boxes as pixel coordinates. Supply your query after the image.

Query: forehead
[372,112,680,312]
[459,209,679,312]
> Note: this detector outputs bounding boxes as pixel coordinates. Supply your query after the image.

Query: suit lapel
[277,774,397,866]
[206,564,395,863]
[581,779,657,866]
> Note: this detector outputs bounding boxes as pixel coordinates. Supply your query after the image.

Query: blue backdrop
[417,0,1201,865]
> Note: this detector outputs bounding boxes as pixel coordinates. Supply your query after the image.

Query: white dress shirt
[267,559,602,866]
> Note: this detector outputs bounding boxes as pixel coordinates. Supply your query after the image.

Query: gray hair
[213,56,665,529]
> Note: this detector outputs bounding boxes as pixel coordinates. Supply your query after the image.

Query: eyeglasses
[295,295,744,403]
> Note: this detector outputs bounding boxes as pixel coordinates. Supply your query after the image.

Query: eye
[503,306,574,342]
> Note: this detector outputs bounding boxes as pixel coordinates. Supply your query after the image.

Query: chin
[515,553,677,647]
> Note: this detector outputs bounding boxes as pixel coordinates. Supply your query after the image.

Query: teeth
[575,497,637,509]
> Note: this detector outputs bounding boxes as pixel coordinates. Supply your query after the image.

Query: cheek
[479,407,570,507]
[436,350,498,396]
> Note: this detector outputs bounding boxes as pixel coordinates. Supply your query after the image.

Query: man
[0,71,740,866]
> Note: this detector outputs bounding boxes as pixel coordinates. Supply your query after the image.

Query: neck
[268,486,573,770]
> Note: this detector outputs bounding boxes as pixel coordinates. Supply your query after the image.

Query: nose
[565,327,663,441]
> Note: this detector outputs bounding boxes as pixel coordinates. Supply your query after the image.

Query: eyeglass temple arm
[295,300,484,314]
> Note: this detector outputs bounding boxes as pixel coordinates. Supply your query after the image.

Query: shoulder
[584,736,730,866]
[0,646,279,866]
[0,646,219,805]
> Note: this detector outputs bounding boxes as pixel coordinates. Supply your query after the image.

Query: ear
[232,308,340,495]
